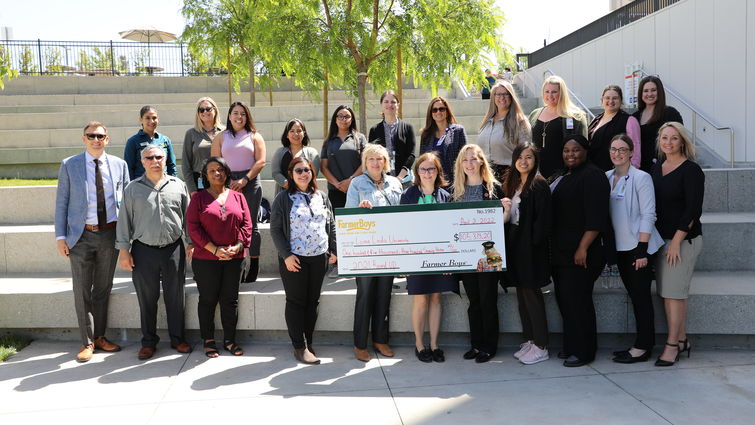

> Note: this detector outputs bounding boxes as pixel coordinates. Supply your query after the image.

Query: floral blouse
[288,191,329,256]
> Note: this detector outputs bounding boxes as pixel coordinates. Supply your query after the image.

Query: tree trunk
[356,70,368,134]
[396,44,403,119]
[323,68,329,141]
[268,71,273,106]
[249,61,256,107]
[226,44,232,107]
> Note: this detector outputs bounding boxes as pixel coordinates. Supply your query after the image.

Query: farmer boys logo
[338,218,376,231]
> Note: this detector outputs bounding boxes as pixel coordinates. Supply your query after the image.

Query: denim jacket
[345,173,403,208]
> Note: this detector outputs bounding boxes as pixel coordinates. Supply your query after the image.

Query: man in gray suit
[55,121,129,362]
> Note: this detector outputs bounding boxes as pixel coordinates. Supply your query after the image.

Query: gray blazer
[55,152,129,248]
[605,166,664,254]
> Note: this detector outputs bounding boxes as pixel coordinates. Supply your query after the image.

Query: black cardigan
[550,162,611,267]
[503,177,552,288]
[368,120,416,174]
[587,110,631,172]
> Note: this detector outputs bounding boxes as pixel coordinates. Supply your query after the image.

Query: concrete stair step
[1,271,753,336]
[0,213,752,275]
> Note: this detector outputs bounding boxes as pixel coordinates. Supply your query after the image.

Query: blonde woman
[183,97,224,195]
[345,144,403,362]
[451,144,505,363]
[651,122,704,367]
[478,81,531,181]
[528,75,588,179]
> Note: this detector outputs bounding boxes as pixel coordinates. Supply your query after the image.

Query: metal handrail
[639,68,735,167]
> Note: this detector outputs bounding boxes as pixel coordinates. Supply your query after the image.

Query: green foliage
[0,44,18,89]
[76,50,92,71]
[19,45,38,75]
[0,334,30,362]
[44,47,65,75]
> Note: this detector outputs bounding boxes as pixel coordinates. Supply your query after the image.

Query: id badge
[566,118,574,130]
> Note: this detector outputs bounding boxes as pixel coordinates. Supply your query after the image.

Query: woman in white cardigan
[605,134,664,364]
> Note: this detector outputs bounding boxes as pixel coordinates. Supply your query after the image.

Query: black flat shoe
[475,351,493,363]
[563,355,590,367]
[415,347,433,363]
[654,342,680,367]
[432,348,445,363]
[612,348,631,357]
[613,350,651,364]
[463,348,479,360]
[557,351,570,360]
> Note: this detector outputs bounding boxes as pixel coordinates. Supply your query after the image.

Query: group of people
[55,74,703,370]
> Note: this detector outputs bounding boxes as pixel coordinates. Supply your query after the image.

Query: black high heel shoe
[678,339,692,358]
[654,342,680,367]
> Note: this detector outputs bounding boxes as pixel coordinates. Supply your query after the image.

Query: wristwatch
[241,175,250,182]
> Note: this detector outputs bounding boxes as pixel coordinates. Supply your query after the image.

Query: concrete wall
[519,0,753,164]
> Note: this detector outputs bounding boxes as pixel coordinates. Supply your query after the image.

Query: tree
[19,45,38,75]
[0,44,19,89]
[45,47,64,75]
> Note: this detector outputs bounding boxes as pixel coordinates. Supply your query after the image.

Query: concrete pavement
[1,340,754,424]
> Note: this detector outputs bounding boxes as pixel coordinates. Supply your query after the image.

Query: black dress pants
[616,250,656,351]
[328,189,347,209]
[516,287,549,348]
[552,262,604,362]
[462,272,500,355]
[68,227,119,346]
[279,253,329,349]
[131,240,186,348]
[353,276,394,349]
[192,257,244,342]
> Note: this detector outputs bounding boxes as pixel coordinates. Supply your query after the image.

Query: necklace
[541,120,551,148]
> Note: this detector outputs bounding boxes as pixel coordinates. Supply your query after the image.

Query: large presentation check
[335,201,506,277]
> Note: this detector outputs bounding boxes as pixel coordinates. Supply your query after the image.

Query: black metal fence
[521,0,681,68]
[0,39,228,76]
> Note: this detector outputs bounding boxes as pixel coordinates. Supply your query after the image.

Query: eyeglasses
[609,147,631,154]
[336,114,351,120]
[144,155,164,161]
[493,92,511,98]
[197,107,214,113]
[293,168,312,175]
[85,133,107,140]
[431,107,447,113]
[418,167,437,174]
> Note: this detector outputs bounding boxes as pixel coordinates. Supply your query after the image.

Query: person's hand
[358,200,373,209]
[216,246,233,261]
[56,239,70,257]
[337,178,351,193]
[119,250,134,271]
[186,244,194,264]
[500,197,512,213]
[230,178,248,192]
[397,169,408,180]
[281,181,289,190]
[634,257,648,270]
[284,255,301,272]
[328,253,338,264]
[573,247,588,268]
[225,243,242,257]
[666,241,682,267]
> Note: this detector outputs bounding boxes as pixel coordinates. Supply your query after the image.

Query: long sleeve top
[182,127,217,193]
[419,123,467,184]
[605,166,664,254]
[345,173,403,208]
[632,106,684,173]
[123,130,177,180]
[587,111,641,171]
[270,146,321,194]
[270,189,336,259]
[368,120,417,174]
[186,189,253,260]
[651,159,704,240]
[477,116,531,166]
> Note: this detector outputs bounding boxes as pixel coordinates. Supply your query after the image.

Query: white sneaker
[519,345,549,365]
[513,341,533,359]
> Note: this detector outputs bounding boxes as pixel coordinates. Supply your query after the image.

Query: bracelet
[241,175,250,182]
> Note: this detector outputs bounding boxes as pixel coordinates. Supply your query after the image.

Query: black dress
[632,107,683,173]
[587,111,632,172]
[532,118,564,179]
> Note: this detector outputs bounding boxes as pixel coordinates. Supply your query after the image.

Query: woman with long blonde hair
[528,75,588,179]
[478,81,531,180]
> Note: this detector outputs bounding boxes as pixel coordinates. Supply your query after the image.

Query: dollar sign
[454,233,459,242]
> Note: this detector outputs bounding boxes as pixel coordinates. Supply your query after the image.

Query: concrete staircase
[0,76,753,344]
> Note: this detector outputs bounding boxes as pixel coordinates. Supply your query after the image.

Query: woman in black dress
[550,135,610,367]
[368,90,416,181]
[528,75,588,179]
[400,152,458,363]
[632,76,684,173]
[451,144,505,363]
[501,143,552,365]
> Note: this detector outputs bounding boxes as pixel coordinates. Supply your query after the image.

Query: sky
[0,0,609,53]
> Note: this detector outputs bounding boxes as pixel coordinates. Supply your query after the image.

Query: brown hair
[420,97,458,148]
[637,75,668,124]
[286,157,318,194]
[83,121,107,134]
[412,152,448,189]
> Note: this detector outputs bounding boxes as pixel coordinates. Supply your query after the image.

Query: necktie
[94,158,107,227]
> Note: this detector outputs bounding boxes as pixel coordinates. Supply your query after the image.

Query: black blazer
[368,120,416,174]
[550,162,610,267]
[503,177,552,288]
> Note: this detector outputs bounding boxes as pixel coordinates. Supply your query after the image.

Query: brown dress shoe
[94,336,121,352]
[294,348,321,365]
[373,343,394,357]
[138,346,156,360]
[171,342,193,353]
[76,344,94,363]
[354,346,371,362]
